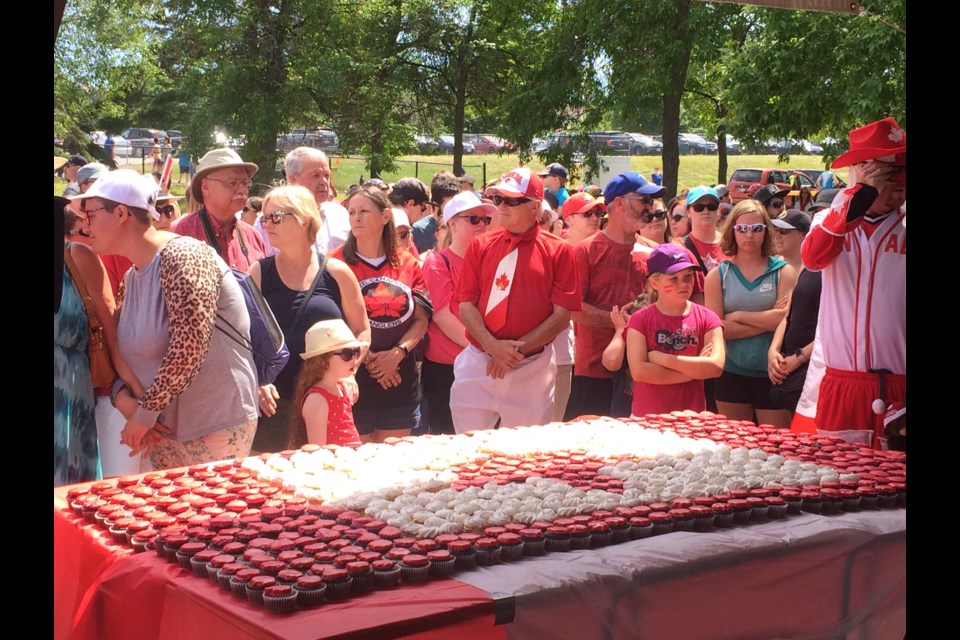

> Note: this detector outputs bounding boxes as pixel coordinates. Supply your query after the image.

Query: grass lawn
[54,153,848,198]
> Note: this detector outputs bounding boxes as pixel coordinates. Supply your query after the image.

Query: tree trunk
[661,0,693,202]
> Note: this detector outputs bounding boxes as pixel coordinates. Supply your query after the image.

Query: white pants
[95,397,145,477]
[451,344,556,433]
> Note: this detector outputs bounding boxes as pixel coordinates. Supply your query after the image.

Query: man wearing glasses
[172,148,266,271]
[450,167,581,432]
[800,117,906,448]
[565,171,664,420]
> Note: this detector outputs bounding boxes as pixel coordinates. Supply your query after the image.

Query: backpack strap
[291,252,329,330]
[683,235,709,274]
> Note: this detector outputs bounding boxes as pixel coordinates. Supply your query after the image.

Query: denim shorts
[353,401,421,436]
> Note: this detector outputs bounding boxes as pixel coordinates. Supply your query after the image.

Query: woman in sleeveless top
[705,200,797,427]
[249,185,370,453]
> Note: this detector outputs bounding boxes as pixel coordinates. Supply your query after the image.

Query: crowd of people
[53,116,906,486]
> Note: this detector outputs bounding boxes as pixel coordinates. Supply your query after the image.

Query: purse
[64,244,118,388]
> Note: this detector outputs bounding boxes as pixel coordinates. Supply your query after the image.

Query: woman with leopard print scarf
[73,170,259,469]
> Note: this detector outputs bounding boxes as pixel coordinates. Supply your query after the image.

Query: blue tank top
[260,255,343,396]
[719,257,786,377]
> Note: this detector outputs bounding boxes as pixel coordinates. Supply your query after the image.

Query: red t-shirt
[684,234,730,291]
[454,225,581,348]
[99,254,134,298]
[172,210,266,271]
[573,232,647,378]
[422,248,465,364]
[626,302,723,416]
[300,382,361,446]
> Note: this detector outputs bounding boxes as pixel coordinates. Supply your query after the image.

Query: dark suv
[587,131,633,155]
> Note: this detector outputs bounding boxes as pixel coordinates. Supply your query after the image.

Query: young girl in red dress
[289,320,367,447]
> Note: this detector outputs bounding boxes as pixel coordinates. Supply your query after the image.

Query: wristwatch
[793,348,806,363]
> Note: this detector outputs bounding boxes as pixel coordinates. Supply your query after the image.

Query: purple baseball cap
[647,244,698,275]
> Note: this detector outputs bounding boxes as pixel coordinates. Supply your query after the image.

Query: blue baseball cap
[684,185,720,207]
[603,171,666,204]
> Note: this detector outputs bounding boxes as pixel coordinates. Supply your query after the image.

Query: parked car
[90,131,133,157]
[724,135,742,155]
[678,133,718,154]
[276,128,339,154]
[627,133,663,156]
[414,134,442,155]
[439,135,476,154]
[728,168,817,204]
[463,134,512,154]
[120,128,169,157]
[587,131,633,155]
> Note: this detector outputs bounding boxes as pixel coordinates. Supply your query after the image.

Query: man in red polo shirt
[451,167,582,432]
[172,148,266,271]
[566,172,663,419]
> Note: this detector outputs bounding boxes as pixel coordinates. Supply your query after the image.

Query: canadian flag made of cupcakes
[63,412,905,614]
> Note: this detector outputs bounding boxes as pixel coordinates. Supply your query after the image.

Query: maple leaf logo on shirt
[495,273,511,290]
[888,127,904,143]
[364,282,406,318]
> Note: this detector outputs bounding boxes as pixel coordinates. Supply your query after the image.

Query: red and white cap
[485,167,544,201]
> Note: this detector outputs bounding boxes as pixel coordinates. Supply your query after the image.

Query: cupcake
[876,485,897,509]
[321,567,354,600]
[433,534,459,549]
[689,506,715,531]
[448,540,477,569]
[230,568,261,599]
[764,497,787,519]
[780,491,803,515]
[259,560,287,577]
[400,554,432,583]
[628,517,653,539]
[519,529,545,556]
[277,569,305,586]
[412,539,439,554]
[605,517,631,544]
[208,554,236,581]
[648,512,674,535]
[820,488,843,515]
[261,584,298,614]
[372,559,402,589]
[217,562,246,591]
[289,557,316,573]
[162,534,190,563]
[800,490,823,514]
[745,498,768,522]
[587,521,613,547]
[246,575,277,607]
[426,549,456,576]
[474,538,502,565]
[568,525,592,550]
[366,539,394,555]
[190,549,220,577]
[294,575,327,608]
[840,489,861,512]
[346,561,374,592]
[176,542,207,570]
[727,499,752,525]
[132,529,159,554]
[856,486,879,510]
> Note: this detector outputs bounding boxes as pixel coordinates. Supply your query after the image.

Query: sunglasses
[157,204,177,218]
[641,210,668,223]
[398,230,410,240]
[334,347,361,361]
[490,195,532,207]
[456,214,492,226]
[768,200,784,209]
[623,195,655,206]
[262,211,296,225]
[734,223,766,234]
[671,213,686,222]
[576,209,605,219]
[691,202,719,212]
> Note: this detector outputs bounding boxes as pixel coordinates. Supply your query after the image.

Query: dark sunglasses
[641,210,668,223]
[457,214,492,226]
[734,223,766,234]
[398,230,410,240]
[671,213,686,222]
[576,209,605,219]
[691,202,719,212]
[157,204,176,218]
[623,195,656,206]
[768,200,784,209]
[262,211,295,225]
[334,347,361,361]
[490,195,532,207]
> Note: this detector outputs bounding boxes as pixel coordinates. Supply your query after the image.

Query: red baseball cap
[486,167,544,200]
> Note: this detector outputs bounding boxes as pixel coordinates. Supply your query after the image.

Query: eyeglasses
[157,204,177,218]
[641,210,668,223]
[456,214,492,226]
[82,205,110,220]
[490,195,532,207]
[575,209,605,219]
[671,214,686,222]
[691,202,719,212]
[398,230,410,240]
[206,177,253,191]
[262,211,296,225]
[768,200,784,209]
[734,223,766,234]
[622,195,655,206]
[334,347,361,361]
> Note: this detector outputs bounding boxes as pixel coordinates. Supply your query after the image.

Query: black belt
[521,346,545,359]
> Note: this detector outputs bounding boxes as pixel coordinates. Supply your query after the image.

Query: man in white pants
[450,168,582,432]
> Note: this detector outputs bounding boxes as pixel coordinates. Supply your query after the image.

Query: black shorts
[714,370,780,410]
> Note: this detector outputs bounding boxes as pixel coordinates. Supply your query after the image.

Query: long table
[55,485,905,640]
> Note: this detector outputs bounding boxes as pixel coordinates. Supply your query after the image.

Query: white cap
[67,169,160,219]
[441,190,498,223]
[391,207,411,229]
